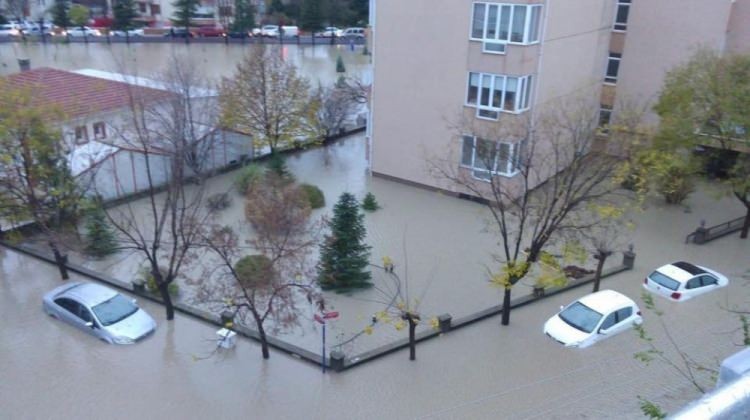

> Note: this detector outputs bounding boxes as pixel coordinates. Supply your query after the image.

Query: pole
[322,323,326,373]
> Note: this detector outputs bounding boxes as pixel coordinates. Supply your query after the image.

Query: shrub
[336,54,346,73]
[653,153,695,204]
[138,266,179,295]
[234,164,265,195]
[299,184,325,209]
[267,153,295,184]
[206,192,232,212]
[361,192,380,212]
[84,206,117,258]
[234,255,274,288]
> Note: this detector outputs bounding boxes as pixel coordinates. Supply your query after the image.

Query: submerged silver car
[43,282,156,344]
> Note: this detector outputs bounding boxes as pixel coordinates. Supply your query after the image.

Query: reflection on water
[0,42,372,86]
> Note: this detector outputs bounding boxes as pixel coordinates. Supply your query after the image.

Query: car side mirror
[85,321,95,329]
[131,298,137,305]
[598,328,609,335]
[559,305,565,311]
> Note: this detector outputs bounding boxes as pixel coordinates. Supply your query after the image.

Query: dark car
[227,31,251,39]
[165,28,193,38]
[195,26,225,37]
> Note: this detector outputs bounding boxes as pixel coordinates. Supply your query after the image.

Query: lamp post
[314,311,339,373]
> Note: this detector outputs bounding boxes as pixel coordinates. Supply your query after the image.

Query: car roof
[577,290,635,313]
[62,282,118,307]
[656,262,706,283]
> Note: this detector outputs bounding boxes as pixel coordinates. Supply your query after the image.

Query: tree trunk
[408,316,417,361]
[501,288,512,326]
[158,282,175,321]
[593,254,607,292]
[741,206,750,239]
[49,242,69,280]
[258,323,270,359]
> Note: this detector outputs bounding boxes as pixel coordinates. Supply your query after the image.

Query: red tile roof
[4,67,173,119]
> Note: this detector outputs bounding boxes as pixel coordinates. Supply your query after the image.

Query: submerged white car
[644,261,728,302]
[544,290,642,348]
[43,282,156,344]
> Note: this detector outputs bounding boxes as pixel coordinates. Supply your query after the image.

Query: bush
[298,184,325,209]
[654,153,695,204]
[138,266,179,296]
[361,192,380,212]
[336,54,346,73]
[234,255,274,288]
[84,206,117,258]
[234,164,265,195]
[267,153,295,184]
[206,192,232,212]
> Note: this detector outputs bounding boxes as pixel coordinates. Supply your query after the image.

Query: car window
[686,277,702,289]
[615,307,632,322]
[600,312,617,330]
[55,297,78,314]
[701,275,718,287]
[649,271,681,290]
[559,302,603,333]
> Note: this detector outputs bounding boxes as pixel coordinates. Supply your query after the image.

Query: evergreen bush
[299,184,325,209]
[84,206,117,258]
[361,192,380,212]
[234,164,264,195]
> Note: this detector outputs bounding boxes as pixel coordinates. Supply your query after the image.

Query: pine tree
[171,0,198,28]
[269,0,284,14]
[348,0,368,25]
[336,54,346,73]
[85,206,117,258]
[318,192,372,291]
[362,192,380,211]
[113,0,137,30]
[231,0,255,32]
[267,153,295,184]
[52,0,71,29]
[300,0,323,32]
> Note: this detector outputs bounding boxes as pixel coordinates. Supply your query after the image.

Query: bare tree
[311,83,358,140]
[198,173,322,359]
[576,207,633,292]
[430,99,630,325]
[100,56,219,320]
[219,46,316,154]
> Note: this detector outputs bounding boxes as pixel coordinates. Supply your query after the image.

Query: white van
[281,25,299,37]
[342,27,365,38]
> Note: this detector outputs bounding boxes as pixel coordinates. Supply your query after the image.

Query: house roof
[4,67,173,119]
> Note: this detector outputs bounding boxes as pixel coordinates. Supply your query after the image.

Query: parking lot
[2,183,748,419]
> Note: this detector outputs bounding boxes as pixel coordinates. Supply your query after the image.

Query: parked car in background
[64,26,101,37]
[251,27,262,36]
[227,30,251,39]
[260,25,279,37]
[0,23,21,37]
[342,27,365,38]
[315,26,343,37]
[644,261,729,301]
[110,28,144,37]
[195,26,225,37]
[43,282,157,344]
[164,27,194,38]
[280,25,299,37]
[26,22,54,36]
[544,290,642,348]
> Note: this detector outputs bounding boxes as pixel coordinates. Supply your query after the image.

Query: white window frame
[466,72,533,118]
[470,2,543,52]
[613,0,631,32]
[460,135,523,179]
[604,52,621,85]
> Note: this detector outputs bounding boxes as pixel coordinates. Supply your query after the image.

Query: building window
[93,122,107,139]
[74,125,88,144]
[613,0,631,32]
[460,135,522,179]
[150,4,161,15]
[138,2,147,13]
[598,105,613,131]
[605,52,621,84]
[470,2,543,52]
[466,72,533,119]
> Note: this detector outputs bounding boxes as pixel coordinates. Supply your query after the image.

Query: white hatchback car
[544,290,642,348]
[644,261,728,302]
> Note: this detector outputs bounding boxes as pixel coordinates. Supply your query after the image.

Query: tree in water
[318,192,372,291]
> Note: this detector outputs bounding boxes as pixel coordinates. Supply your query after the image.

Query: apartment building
[369,0,750,194]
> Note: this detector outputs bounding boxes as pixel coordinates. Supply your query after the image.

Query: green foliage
[234,254,274,289]
[490,261,531,289]
[562,241,587,265]
[318,192,372,291]
[638,397,667,420]
[231,0,255,32]
[138,266,179,295]
[300,0,323,31]
[69,4,89,27]
[52,0,71,28]
[652,152,696,204]
[234,164,265,195]
[741,315,750,346]
[171,0,199,27]
[269,0,284,14]
[349,0,368,25]
[267,153,295,184]
[0,14,8,25]
[112,0,137,30]
[361,192,380,211]
[299,184,325,209]
[336,55,346,73]
[84,205,117,258]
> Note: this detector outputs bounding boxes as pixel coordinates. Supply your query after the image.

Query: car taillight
[671,292,681,300]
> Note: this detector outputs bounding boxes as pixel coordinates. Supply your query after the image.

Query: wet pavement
[2,179,750,418]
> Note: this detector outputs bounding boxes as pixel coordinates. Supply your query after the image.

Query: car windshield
[649,271,680,291]
[92,294,138,326]
[559,302,603,333]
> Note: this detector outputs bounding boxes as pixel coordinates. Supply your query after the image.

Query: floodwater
[0,41,372,85]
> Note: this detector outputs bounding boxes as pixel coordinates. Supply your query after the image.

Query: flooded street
[0,42,372,85]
